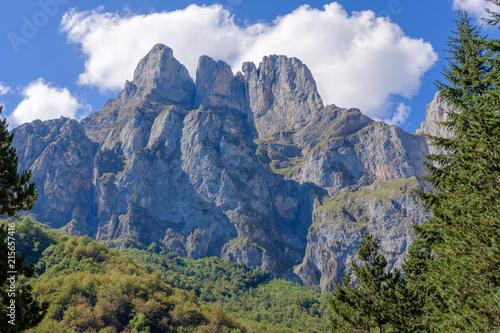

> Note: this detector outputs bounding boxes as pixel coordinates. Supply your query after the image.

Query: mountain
[13,44,441,289]
[417,92,454,139]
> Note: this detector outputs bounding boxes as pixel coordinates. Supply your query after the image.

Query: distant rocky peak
[416,92,454,139]
[242,55,324,137]
[92,46,327,142]
[114,43,196,109]
[132,44,174,86]
[194,55,248,113]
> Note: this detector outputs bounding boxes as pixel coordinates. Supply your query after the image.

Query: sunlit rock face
[14,44,446,288]
[417,92,454,139]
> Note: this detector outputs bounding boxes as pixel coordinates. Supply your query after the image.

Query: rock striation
[293,177,428,290]
[81,44,196,143]
[13,44,446,288]
[242,55,324,137]
[195,56,248,113]
[417,92,454,139]
[13,118,96,232]
[120,43,196,110]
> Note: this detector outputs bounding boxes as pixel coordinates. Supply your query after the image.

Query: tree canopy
[0,106,37,217]
[330,11,500,332]
[0,106,47,332]
[330,232,407,333]
[412,11,500,331]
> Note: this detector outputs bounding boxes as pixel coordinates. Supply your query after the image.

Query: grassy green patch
[319,177,420,214]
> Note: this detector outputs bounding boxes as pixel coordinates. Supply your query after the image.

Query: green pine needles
[330,11,500,332]
[0,106,37,217]
[330,232,395,332]
[0,106,47,332]
[413,11,500,332]
[330,232,424,333]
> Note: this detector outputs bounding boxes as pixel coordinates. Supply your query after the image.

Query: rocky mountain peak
[14,44,437,290]
[82,44,196,142]
[194,55,247,113]
[242,55,324,137]
[113,43,196,109]
[416,92,454,139]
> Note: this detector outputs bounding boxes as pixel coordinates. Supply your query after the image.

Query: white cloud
[384,103,411,126]
[0,82,11,96]
[60,5,251,92]
[8,79,83,127]
[60,3,437,122]
[452,0,499,20]
[235,4,437,119]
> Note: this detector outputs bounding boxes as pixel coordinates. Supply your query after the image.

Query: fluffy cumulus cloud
[384,103,411,126]
[60,5,252,92]
[0,82,10,96]
[452,0,500,20]
[235,4,437,119]
[60,3,437,121]
[8,79,84,126]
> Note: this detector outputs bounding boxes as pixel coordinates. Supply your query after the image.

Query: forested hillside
[1,4,499,333]
[4,217,331,332]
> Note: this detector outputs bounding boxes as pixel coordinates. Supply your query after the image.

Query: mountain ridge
[13,43,447,289]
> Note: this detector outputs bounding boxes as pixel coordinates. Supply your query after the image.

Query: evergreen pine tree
[0,106,46,332]
[398,238,443,332]
[413,11,500,331]
[0,224,48,332]
[330,232,402,333]
[484,0,500,26]
[0,106,37,216]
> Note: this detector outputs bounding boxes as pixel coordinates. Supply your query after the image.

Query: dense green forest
[1,6,500,333]
[122,245,331,332]
[2,217,331,332]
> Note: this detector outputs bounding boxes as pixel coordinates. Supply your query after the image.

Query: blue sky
[0,0,498,132]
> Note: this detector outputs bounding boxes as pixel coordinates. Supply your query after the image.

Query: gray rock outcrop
[242,55,324,137]
[13,44,445,288]
[416,92,454,139]
[120,43,196,110]
[293,177,428,290]
[81,44,196,142]
[195,56,248,113]
[256,106,429,191]
[13,118,96,232]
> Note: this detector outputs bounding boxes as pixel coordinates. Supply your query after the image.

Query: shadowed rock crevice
[13,43,440,288]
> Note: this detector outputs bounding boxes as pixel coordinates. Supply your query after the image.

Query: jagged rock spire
[115,43,196,109]
[242,55,324,137]
[194,55,247,113]
[416,92,454,139]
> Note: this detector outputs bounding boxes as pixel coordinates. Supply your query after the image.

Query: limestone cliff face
[416,92,454,156]
[293,177,428,290]
[130,44,195,109]
[257,106,429,192]
[13,118,96,232]
[195,56,248,113]
[417,92,454,139]
[13,44,444,288]
[81,44,196,143]
[242,55,324,137]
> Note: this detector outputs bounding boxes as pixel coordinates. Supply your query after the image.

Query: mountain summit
[13,44,437,289]
[120,43,196,109]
